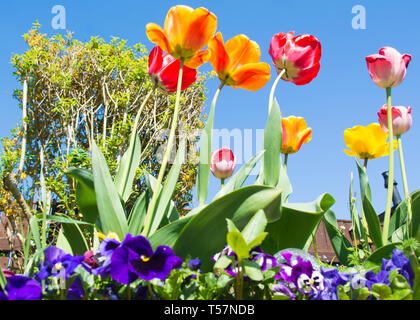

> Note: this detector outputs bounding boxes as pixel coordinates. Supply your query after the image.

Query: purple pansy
[66,277,85,300]
[381,249,415,287]
[188,259,202,271]
[311,268,349,300]
[3,275,42,300]
[271,282,296,299]
[37,246,83,280]
[83,237,120,277]
[110,234,182,284]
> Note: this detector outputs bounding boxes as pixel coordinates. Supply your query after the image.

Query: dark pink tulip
[366,47,411,89]
[268,31,321,85]
[148,46,197,93]
[210,148,236,180]
[378,104,412,136]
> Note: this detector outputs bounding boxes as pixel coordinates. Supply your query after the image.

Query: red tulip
[366,47,411,89]
[148,46,197,93]
[378,104,412,136]
[268,32,321,85]
[210,148,236,180]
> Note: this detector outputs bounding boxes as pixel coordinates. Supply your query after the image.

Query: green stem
[221,178,225,189]
[235,260,243,300]
[283,153,289,172]
[268,69,285,113]
[382,87,394,245]
[363,158,368,172]
[397,135,413,237]
[142,59,184,236]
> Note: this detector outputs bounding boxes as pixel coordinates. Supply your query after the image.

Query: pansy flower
[110,234,182,284]
[37,246,83,281]
[3,275,42,300]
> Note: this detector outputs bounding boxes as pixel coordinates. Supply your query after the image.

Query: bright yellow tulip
[344,123,397,160]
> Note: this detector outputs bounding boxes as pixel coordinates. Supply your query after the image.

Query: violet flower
[37,246,83,280]
[110,234,182,285]
[3,275,42,300]
[381,249,415,287]
[66,277,85,300]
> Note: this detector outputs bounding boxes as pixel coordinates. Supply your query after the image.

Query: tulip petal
[208,32,230,74]
[164,5,194,52]
[184,50,211,69]
[183,7,217,53]
[225,34,261,70]
[231,62,271,91]
[146,23,171,54]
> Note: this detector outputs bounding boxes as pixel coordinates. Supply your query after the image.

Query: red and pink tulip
[210,148,236,180]
[378,105,412,136]
[148,46,197,93]
[268,32,321,85]
[366,47,411,89]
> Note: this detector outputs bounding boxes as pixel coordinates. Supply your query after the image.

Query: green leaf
[323,209,353,266]
[263,98,282,187]
[226,219,239,233]
[412,266,420,300]
[337,285,350,300]
[242,260,264,281]
[149,214,194,249]
[114,133,142,202]
[362,196,383,248]
[60,223,89,256]
[355,158,371,201]
[364,242,401,271]
[349,172,364,245]
[172,185,283,271]
[56,227,74,255]
[91,141,128,240]
[197,89,219,206]
[127,192,148,235]
[0,268,7,290]
[29,216,42,251]
[241,209,267,246]
[390,273,413,300]
[213,150,265,200]
[227,230,249,261]
[148,139,185,236]
[371,283,392,299]
[263,193,335,253]
[213,255,235,271]
[66,168,99,226]
[247,233,268,250]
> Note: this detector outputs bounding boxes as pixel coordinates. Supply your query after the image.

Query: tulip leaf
[323,209,353,266]
[60,223,90,256]
[355,158,372,201]
[91,141,128,240]
[361,196,383,249]
[263,98,282,187]
[127,191,149,236]
[148,138,185,236]
[349,172,366,247]
[114,133,142,203]
[241,209,267,246]
[263,193,335,254]
[66,167,100,228]
[213,150,265,200]
[364,242,401,272]
[197,88,220,207]
[171,185,283,271]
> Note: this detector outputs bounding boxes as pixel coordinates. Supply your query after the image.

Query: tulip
[210,148,236,181]
[366,47,411,89]
[366,46,412,244]
[146,5,217,69]
[281,116,312,155]
[268,32,321,86]
[148,46,197,93]
[344,123,397,161]
[208,32,271,91]
[377,104,412,137]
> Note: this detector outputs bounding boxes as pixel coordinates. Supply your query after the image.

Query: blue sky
[1,0,420,220]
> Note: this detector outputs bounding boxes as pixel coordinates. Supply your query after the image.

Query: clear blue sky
[1,0,420,220]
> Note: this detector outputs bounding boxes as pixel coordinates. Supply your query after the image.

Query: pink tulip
[366,47,411,89]
[210,148,236,180]
[378,105,412,136]
[268,31,321,85]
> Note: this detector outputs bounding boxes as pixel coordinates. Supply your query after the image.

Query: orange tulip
[281,116,312,154]
[145,5,217,69]
[208,32,271,91]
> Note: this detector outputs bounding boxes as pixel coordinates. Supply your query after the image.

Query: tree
[0,23,208,267]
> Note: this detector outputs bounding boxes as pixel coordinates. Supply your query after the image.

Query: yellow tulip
[344,123,397,160]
